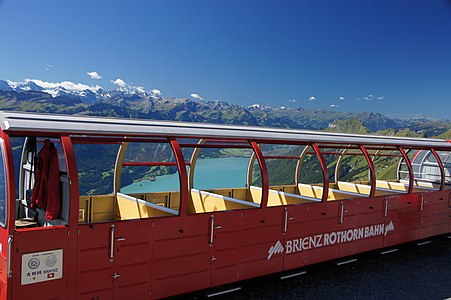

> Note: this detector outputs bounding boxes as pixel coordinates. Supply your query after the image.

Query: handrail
[7,235,13,278]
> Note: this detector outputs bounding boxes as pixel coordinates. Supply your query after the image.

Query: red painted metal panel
[382,196,400,248]
[338,200,359,257]
[76,223,113,299]
[429,191,450,236]
[419,192,434,239]
[383,194,421,247]
[239,207,285,279]
[283,205,308,271]
[12,228,69,300]
[77,220,152,300]
[357,196,385,252]
[210,211,242,286]
[396,194,420,244]
[113,220,152,300]
[151,215,211,299]
[302,202,341,265]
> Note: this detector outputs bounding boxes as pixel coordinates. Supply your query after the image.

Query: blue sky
[1,0,451,119]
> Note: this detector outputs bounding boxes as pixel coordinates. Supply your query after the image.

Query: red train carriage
[0,111,449,299]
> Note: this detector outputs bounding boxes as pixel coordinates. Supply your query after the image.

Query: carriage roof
[0,111,450,148]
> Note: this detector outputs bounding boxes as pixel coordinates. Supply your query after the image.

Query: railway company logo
[267,221,395,260]
[45,254,57,267]
[267,240,284,260]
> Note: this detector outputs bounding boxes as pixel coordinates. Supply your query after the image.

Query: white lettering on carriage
[267,221,395,260]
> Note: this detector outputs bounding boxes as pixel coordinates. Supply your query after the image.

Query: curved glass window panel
[119,141,182,217]
[74,143,120,196]
[261,144,306,186]
[188,143,261,211]
[372,149,402,181]
[120,165,180,194]
[408,150,446,182]
[264,144,325,205]
[191,147,253,190]
[398,149,415,182]
[9,137,25,196]
[338,152,371,183]
[398,149,443,192]
[420,151,441,183]
[123,142,176,163]
[177,138,198,160]
[298,147,324,185]
[249,159,263,188]
[266,158,297,186]
[260,144,304,157]
[410,149,427,179]
[120,142,180,194]
[318,147,344,183]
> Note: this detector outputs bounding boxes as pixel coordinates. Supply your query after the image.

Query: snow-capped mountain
[0,79,161,104]
[112,85,148,97]
[6,80,44,92]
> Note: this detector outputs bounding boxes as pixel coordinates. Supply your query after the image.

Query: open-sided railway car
[0,111,449,299]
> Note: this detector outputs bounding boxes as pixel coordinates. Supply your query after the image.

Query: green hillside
[324,118,371,134]
[438,129,451,139]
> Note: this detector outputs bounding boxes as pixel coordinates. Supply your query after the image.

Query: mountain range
[1,79,450,138]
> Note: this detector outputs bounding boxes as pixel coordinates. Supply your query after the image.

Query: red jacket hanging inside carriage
[30,139,61,220]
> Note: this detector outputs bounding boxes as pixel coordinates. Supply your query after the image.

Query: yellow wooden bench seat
[116,192,178,220]
[297,183,366,201]
[249,186,321,207]
[189,189,260,214]
[337,181,406,196]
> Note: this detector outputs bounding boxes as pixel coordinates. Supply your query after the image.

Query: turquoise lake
[121,157,250,193]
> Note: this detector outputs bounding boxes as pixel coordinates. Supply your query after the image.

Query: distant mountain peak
[0,80,13,91]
